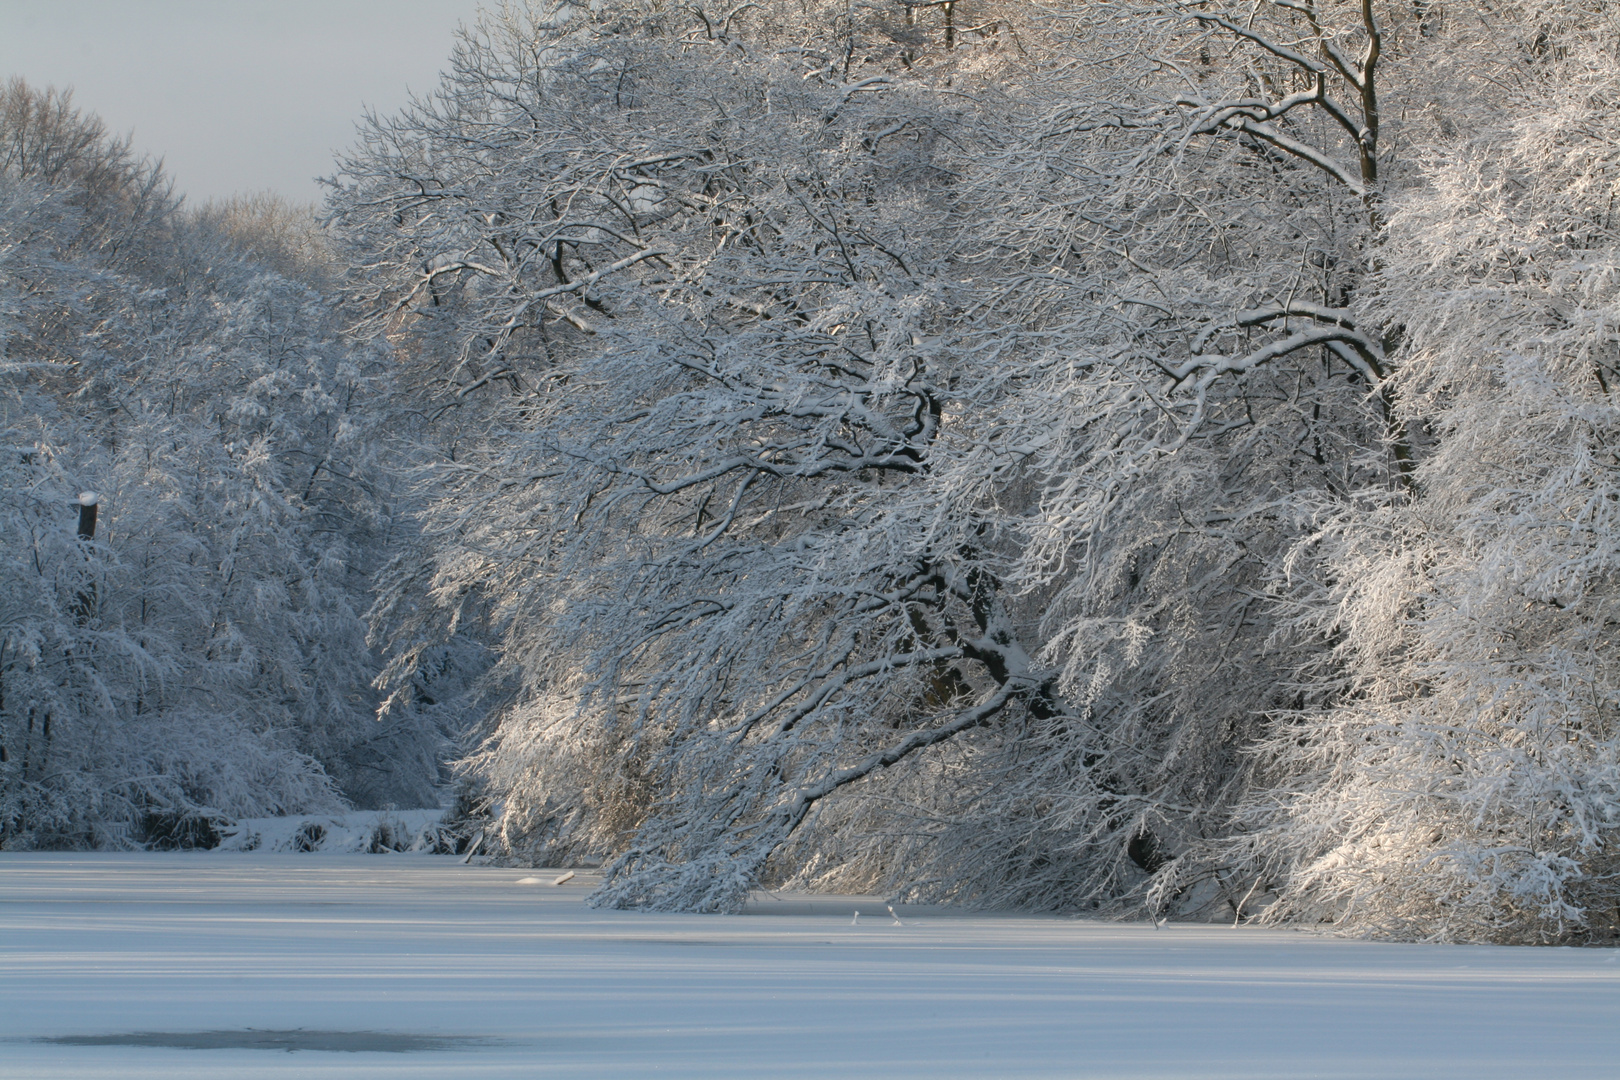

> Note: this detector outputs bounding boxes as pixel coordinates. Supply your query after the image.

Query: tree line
[5,0,1619,944]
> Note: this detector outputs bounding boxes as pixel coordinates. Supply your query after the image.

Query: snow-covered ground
[2,853,1617,1079]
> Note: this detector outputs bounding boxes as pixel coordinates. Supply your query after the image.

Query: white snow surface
[2,854,1617,1079]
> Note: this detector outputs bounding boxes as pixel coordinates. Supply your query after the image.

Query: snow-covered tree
[330,0,1100,908]
[333,0,1620,942]
[1242,2,1620,942]
[0,80,440,848]
[0,172,345,844]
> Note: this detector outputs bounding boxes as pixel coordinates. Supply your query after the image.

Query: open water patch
[35,1029,489,1053]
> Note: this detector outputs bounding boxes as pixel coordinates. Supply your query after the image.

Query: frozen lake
[2,853,1617,1078]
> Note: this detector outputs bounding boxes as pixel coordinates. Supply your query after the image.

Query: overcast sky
[0,0,488,207]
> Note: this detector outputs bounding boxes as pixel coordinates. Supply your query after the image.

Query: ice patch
[35,1030,488,1053]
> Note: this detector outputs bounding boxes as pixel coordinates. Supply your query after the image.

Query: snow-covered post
[75,491,97,542]
[71,491,97,624]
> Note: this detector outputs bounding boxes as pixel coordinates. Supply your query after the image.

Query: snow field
[2,853,1618,1079]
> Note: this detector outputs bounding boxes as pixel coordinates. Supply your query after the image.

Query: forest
[2,0,1618,946]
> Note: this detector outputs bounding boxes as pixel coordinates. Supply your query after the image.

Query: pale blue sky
[0,0,488,206]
